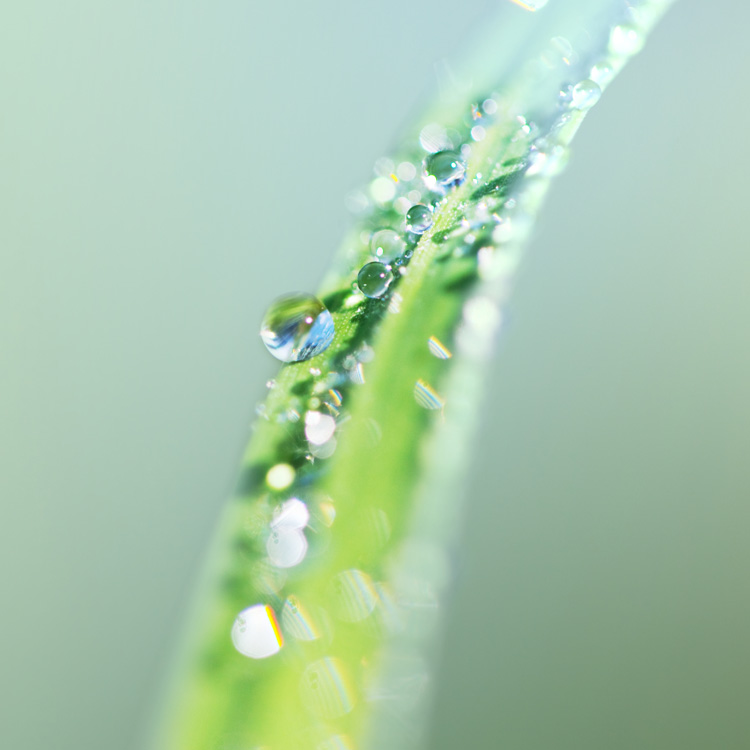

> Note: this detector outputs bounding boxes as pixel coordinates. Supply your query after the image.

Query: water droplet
[271,497,310,530]
[305,410,337,445]
[428,336,452,359]
[330,569,379,623]
[405,204,433,234]
[265,379,276,389]
[424,150,466,189]
[482,98,498,115]
[267,526,308,568]
[357,262,393,298]
[414,379,445,410]
[590,59,615,87]
[231,604,283,659]
[266,463,295,491]
[470,125,486,142]
[260,293,334,363]
[370,229,405,260]
[299,657,356,719]
[570,79,601,110]
[310,437,337,459]
[609,23,643,56]
[281,595,320,641]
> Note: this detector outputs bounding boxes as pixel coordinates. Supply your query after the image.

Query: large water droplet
[281,595,320,641]
[570,79,601,110]
[260,293,334,363]
[231,604,283,659]
[357,262,393,298]
[424,150,466,188]
[406,204,433,234]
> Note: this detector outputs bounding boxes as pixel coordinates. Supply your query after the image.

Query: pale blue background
[2,2,749,748]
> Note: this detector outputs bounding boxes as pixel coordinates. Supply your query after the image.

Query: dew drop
[424,150,466,189]
[370,229,405,259]
[609,23,643,56]
[590,59,615,87]
[266,463,295,491]
[405,204,433,234]
[357,262,393,298]
[271,497,310,530]
[304,410,337,445]
[260,293,334,363]
[231,604,283,659]
[570,79,601,110]
[267,527,308,568]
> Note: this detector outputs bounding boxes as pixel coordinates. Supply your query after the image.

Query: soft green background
[2,2,749,749]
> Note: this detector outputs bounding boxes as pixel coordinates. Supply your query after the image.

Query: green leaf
[152,2,676,748]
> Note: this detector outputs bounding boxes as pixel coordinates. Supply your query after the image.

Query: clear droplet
[570,79,601,110]
[271,497,310,530]
[267,527,308,568]
[609,23,643,56]
[357,262,393,298]
[231,604,283,659]
[260,293,334,363]
[406,204,433,234]
[590,59,615,87]
[299,657,356,719]
[424,150,466,188]
[370,229,405,259]
[304,410,337,445]
[266,463,295,491]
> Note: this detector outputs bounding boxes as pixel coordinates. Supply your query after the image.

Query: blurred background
[2,1,749,748]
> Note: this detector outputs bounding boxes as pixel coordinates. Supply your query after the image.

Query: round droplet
[231,604,283,659]
[570,79,601,110]
[260,293,334,363]
[267,527,308,568]
[370,229,405,259]
[271,497,310,530]
[357,262,393,299]
[304,410,337,445]
[406,204,433,234]
[609,23,643,56]
[424,150,466,188]
[590,59,614,87]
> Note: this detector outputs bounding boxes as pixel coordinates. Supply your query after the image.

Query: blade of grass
[151,2,677,748]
